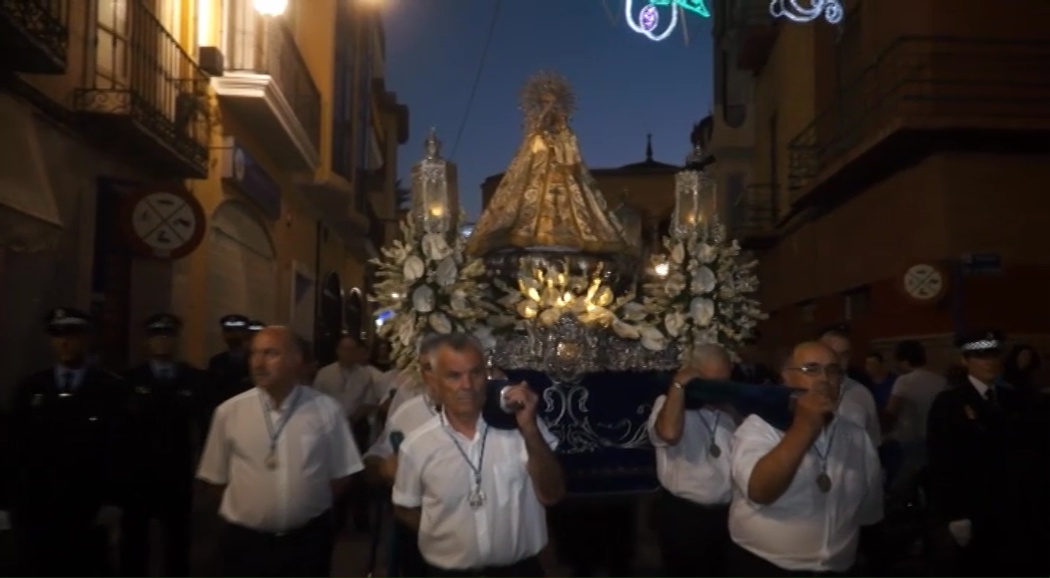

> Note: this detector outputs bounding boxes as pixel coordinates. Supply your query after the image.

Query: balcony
[73,0,209,178]
[0,0,69,73]
[731,0,778,71]
[211,13,321,173]
[788,36,1050,209]
[731,183,778,250]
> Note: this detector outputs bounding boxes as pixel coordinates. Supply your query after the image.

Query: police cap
[219,314,250,330]
[45,307,91,336]
[247,320,265,332]
[145,313,182,335]
[955,329,1005,356]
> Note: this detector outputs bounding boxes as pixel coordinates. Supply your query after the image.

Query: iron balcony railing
[74,0,209,176]
[225,13,321,154]
[0,0,70,72]
[788,35,1050,193]
[731,183,777,240]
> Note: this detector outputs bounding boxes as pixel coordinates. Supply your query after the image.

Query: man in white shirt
[197,326,363,577]
[313,333,385,531]
[392,332,565,576]
[728,341,883,575]
[362,348,438,577]
[820,329,882,447]
[883,340,945,495]
[648,344,737,576]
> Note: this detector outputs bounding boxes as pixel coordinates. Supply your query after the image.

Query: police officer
[9,308,127,576]
[926,330,1049,576]
[120,313,205,576]
[203,314,252,433]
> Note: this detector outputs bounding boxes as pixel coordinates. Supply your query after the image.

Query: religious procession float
[370,72,766,495]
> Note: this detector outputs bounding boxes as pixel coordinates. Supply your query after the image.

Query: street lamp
[253,0,287,16]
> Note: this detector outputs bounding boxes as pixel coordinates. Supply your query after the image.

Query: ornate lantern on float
[670,145,716,241]
[410,128,459,239]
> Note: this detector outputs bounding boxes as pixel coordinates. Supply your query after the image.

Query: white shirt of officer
[365,392,437,460]
[392,410,558,569]
[647,395,736,505]
[197,329,363,532]
[729,411,882,572]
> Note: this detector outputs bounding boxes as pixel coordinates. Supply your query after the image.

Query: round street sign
[121,186,206,260]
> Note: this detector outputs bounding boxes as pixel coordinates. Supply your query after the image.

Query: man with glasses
[727,341,882,576]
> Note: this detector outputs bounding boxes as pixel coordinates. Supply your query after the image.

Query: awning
[0,93,63,252]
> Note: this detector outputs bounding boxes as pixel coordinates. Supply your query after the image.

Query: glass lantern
[410,128,459,237]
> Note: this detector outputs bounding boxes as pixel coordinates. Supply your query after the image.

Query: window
[331,2,356,179]
[843,286,871,320]
[96,0,129,86]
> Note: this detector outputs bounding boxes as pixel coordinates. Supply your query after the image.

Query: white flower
[639,326,668,351]
[611,319,641,340]
[436,256,458,286]
[421,233,453,261]
[403,255,425,282]
[691,266,717,294]
[412,284,436,313]
[429,312,452,334]
[664,312,686,337]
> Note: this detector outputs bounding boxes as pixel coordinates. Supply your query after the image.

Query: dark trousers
[427,554,545,577]
[549,498,636,576]
[119,493,191,577]
[391,520,428,577]
[654,490,730,576]
[220,510,335,577]
[335,419,372,533]
[726,543,848,577]
[13,511,111,576]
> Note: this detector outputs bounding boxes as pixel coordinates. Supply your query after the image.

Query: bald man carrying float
[726,341,883,576]
[197,326,364,577]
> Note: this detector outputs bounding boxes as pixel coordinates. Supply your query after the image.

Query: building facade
[709,0,1050,365]
[0,0,407,399]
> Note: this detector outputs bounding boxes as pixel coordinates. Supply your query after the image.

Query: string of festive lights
[768,0,844,25]
[624,0,709,42]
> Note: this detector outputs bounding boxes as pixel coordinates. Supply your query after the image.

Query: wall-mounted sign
[899,262,949,306]
[220,137,281,220]
[120,186,206,260]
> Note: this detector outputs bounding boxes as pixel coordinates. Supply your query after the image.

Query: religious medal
[468,488,486,510]
[444,421,491,513]
[698,410,722,459]
[816,472,832,493]
[259,388,302,473]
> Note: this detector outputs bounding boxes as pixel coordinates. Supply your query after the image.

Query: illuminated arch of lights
[768,0,844,25]
[624,0,710,42]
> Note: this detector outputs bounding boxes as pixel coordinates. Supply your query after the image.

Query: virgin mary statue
[467,73,636,257]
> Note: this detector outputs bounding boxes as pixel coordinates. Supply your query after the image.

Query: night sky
[382,0,715,218]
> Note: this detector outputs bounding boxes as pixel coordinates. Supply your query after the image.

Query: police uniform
[926,330,1049,576]
[9,308,128,576]
[203,314,253,432]
[119,313,205,577]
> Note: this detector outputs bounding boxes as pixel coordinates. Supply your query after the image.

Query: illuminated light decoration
[624,0,709,42]
[769,0,844,25]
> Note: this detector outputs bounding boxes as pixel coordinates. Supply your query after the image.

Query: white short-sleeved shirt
[392,413,558,570]
[888,368,947,445]
[313,362,385,417]
[646,395,736,505]
[839,377,882,447]
[365,393,437,460]
[729,414,883,573]
[196,386,364,532]
[385,369,424,417]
